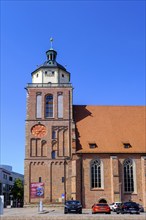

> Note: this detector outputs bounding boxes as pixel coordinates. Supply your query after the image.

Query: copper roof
[73,105,146,153]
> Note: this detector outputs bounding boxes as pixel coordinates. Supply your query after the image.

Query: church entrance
[99,198,107,203]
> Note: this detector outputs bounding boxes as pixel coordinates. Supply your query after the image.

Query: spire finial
[50,37,53,49]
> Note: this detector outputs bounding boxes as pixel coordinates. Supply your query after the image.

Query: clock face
[31,124,47,138]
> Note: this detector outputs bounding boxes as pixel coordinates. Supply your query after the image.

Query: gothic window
[45,94,53,118]
[36,93,42,118]
[57,93,63,118]
[91,159,102,188]
[123,158,134,192]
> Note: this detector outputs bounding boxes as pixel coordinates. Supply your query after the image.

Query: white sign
[61,194,65,199]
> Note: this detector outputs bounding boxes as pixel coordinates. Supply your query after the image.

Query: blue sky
[0,0,145,174]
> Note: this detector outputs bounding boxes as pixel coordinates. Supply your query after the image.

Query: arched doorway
[99,198,107,203]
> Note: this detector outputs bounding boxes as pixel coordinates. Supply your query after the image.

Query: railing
[26,83,72,88]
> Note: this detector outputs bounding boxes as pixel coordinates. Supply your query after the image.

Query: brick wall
[79,154,146,208]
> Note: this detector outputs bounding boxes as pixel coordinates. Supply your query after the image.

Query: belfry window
[45,94,53,118]
[123,158,134,192]
[49,54,52,60]
[91,159,102,188]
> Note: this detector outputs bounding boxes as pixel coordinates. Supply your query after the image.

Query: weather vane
[50,37,53,49]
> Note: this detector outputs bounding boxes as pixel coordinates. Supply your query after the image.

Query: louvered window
[45,94,53,118]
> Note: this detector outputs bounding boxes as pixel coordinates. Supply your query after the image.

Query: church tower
[24,39,76,204]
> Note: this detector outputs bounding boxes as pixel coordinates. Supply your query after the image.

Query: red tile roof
[73,105,146,153]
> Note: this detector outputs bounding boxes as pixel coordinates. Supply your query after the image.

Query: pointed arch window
[123,158,134,192]
[91,158,103,188]
[45,94,53,118]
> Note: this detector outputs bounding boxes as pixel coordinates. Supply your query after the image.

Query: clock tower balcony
[26,83,72,88]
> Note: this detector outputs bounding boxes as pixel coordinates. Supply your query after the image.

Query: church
[24,41,146,209]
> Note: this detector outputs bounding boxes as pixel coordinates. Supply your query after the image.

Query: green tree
[11,178,24,201]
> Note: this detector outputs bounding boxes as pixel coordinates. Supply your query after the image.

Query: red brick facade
[24,85,75,204]
[75,154,146,208]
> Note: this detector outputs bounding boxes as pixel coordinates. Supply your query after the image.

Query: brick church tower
[24,39,77,205]
[24,40,146,209]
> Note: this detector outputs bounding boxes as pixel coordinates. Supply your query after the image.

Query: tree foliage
[11,178,24,201]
